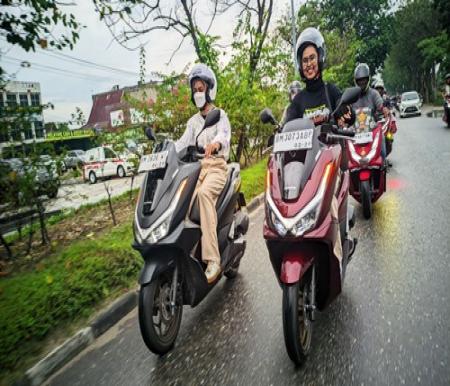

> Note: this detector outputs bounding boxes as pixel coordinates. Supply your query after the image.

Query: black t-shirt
[285,78,341,126]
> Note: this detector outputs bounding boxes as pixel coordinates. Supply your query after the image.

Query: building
[0,81,45,146]
[85,81,159,131]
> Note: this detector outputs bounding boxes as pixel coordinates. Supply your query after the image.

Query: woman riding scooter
[285,27,355,262]
[175,63,231,284]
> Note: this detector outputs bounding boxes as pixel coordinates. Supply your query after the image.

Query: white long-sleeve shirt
[175,108,231,160]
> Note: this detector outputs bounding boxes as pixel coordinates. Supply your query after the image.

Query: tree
[0,0,80,77]
[383,0,441,101]
[93,0,221,65]
[320,0,393,74]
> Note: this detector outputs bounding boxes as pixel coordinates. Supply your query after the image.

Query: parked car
[64,149,86,170]
[83,146,135,184]
[399,91,422,118]
[0,156,60,203]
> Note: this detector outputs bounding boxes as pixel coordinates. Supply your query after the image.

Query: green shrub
[0,224,141,373]
[240,157,268,201]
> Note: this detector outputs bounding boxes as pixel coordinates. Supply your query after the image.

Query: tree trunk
[235,131,246,164]
[0,233,13,260]
[36,201,49,245]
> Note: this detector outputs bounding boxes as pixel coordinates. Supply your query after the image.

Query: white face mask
[193,92,206,109]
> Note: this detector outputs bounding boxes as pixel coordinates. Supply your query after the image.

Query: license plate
[273,129,314,153]
[354,132,373,144]
[138,151,168,173]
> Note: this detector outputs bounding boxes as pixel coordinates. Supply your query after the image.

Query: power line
[37,49,142,77]
[2,55,133,82]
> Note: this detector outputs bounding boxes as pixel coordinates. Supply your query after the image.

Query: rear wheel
[138,272,183,355]
[360,180,372,219]
[282,271,314,365]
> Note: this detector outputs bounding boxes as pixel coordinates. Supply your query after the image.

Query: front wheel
[360,180,372,219]
[138,272,183,355]
[282,273,314,365]
[117,165,125,178]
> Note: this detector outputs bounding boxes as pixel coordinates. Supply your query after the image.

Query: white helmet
[188,63,217,103]
[373,80,385,90]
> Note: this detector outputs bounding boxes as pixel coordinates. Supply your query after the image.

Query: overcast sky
[1,0,291,124]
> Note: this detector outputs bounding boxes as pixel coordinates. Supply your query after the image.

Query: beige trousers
[191,157,228,265]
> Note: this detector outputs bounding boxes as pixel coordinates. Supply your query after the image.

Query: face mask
[194,92,206,109]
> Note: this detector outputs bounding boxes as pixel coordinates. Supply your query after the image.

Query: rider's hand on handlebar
[335,105,355,128]
[205,142,221,158]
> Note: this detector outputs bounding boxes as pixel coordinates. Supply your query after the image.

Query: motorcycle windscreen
[276,118,321,201]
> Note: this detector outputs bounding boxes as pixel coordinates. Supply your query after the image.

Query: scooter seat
[189,164,236,224]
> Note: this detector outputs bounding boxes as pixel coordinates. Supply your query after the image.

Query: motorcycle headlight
[292,205,319,237]
[268,205,288,236]
[135,178,187,244]
[266,163,332,237]
[365,132,380,162]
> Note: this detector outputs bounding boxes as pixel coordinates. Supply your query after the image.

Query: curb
[17,193,264,386]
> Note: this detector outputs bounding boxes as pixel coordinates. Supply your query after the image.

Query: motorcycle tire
[360,180,372,219]
[282,275,313,365]
[224,259,241,279]
[138,272,183,355]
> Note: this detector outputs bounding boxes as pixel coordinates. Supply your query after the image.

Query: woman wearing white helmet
[175,63,231,283]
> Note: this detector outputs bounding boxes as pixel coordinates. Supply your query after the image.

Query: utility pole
[290,0,297,69]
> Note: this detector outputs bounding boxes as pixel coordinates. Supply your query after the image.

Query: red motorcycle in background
[346,113,392,219]
[384,114,397,157]
[260,87,360,365]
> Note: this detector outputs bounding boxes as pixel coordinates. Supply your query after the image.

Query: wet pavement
[47,114,450,386]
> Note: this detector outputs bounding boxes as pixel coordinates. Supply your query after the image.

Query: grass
[0,158,267,384]
[0,223,141,384]
[240,157,268,201]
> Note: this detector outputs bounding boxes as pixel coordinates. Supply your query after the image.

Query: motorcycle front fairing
[263,119,343,309]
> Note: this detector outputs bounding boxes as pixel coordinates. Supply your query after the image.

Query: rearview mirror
[339,87,361,106]
[203,109,221,129]
[260,108,277,125]
[144,127,156,141]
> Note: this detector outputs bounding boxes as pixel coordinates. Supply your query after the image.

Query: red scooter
[384,114,397,157]
[346,116,391,219]
[260,87,360,365]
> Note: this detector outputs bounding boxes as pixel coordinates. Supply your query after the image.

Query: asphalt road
[47,113,450,386]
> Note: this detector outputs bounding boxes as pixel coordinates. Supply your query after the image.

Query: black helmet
[288,80,302,98]
[354,63,371,92]
[295,27,326,79]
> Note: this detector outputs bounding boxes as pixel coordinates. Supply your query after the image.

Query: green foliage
[320,0,393,73]
[0,0,80,76]
[382,0,442,99]
[240,157,268,201]
[0,223,141,373]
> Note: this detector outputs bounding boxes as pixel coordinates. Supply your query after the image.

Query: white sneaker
[205,261,221,284]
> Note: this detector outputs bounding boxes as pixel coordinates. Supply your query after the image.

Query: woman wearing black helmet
[285,27,353,127]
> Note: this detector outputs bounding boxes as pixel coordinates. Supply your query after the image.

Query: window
[6,93,17,107]
[19,94,29,107]
[103,147,116,159]
[30,93,40,106]
[34,121,44,138]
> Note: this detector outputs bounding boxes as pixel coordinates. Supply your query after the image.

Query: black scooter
[133,109,249,354]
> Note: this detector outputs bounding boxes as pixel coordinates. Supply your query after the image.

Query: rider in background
[353,65,389,161]
[442,73,450,125]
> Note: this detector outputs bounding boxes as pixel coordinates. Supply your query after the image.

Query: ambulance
[83,146,134,184]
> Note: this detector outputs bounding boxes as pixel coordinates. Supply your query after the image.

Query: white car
[83,146,135,184]
[399,91,422,118]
